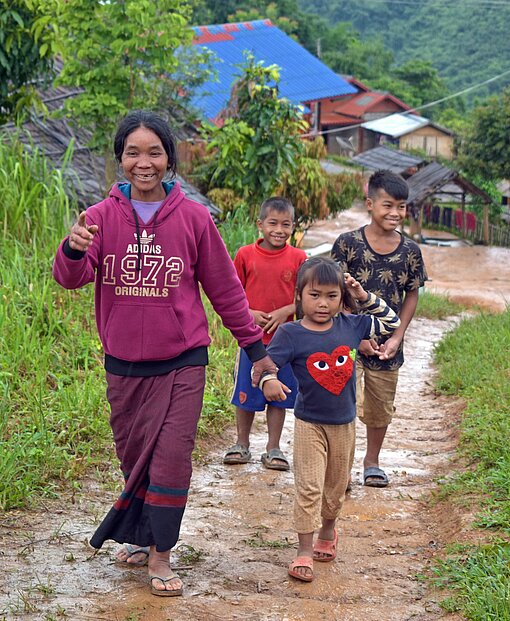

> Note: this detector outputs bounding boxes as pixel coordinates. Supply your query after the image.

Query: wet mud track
[1,318,464,621]
[5,203,506,620]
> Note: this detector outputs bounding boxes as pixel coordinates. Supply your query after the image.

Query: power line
[333,0,510,5]
[300,67,510,139]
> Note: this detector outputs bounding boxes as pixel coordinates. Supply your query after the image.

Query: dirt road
[3,205,508,621]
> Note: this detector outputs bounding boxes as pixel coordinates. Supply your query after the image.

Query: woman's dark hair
[295,256,356,317]
[114,110,177,177]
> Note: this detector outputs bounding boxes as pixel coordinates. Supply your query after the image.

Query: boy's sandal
[261,448,290,471]
[114,544,150,567]
[150,572,183,597]
[313,529,338,562]
[288,556,314,582]
[223,443,251,464]
[363,466,389,488]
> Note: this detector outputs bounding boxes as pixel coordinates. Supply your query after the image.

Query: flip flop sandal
[150,572,183,597]
[288,556,314,582]
[363,466,389,488]
[313,528,338,562]
[223,443,251,464]
[115,544,150,567]
[261,448,290,471]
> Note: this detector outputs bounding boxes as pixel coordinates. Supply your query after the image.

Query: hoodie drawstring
[132,208,159,272]
[132,208,142,272]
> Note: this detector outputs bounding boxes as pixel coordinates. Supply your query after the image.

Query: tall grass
[0,137,112,510]
[431,308,510,618]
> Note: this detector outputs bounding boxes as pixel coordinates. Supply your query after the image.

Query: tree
[196,56,363,227]
[51,0,200,186]
[199,55,307,212]
[459,89,510,181]
[0,1,56,124]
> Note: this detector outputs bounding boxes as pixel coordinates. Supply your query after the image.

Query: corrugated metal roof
[191,20,356,121]
[361,113,428,138]
[351,146,425,174]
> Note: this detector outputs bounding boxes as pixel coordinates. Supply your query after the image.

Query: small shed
[406,162,491,243]
[351,145,426,177]
[361,113,454,159]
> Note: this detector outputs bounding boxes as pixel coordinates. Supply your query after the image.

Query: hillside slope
[299,0,510,98]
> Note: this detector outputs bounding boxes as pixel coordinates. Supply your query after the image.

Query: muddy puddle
[2,203,507,621]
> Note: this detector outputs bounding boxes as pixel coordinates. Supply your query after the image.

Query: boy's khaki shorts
[356,361,399,428]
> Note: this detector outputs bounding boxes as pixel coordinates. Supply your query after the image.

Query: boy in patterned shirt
[331,170,427,488]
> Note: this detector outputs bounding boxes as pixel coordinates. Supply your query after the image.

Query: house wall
[400,127,453,159]
[325,126,359,156]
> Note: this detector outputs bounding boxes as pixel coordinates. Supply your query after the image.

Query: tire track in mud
[0,317,464,621]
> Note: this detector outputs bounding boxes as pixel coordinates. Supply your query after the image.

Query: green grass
[431,308,510,617]
[415,290,466,320]
[431,543,510,619]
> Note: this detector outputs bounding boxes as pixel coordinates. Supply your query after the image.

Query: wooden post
[408,204,422,239]
[461,193,467,238]
[482,204,490,244]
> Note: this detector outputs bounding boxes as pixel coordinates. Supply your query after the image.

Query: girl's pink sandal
[313,528,338,562]
[288,556,314,582]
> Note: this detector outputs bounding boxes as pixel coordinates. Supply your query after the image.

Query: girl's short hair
[295,256,356,316]
[114,110,177,177]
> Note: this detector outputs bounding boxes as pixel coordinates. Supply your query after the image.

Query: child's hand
[251,309,272,328]
[359,338,380,356]
[69,211,98,252]
[262,379,291,402]
[344,273,369,302]
[264,305,293,334]
[377,334,402,360]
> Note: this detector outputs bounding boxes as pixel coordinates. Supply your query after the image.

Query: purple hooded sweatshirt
[53,181,265,376]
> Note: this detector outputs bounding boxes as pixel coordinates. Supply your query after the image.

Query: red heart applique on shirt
[306,345,356,395]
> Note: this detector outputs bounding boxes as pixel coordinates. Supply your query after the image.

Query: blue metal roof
[191,20,356,121]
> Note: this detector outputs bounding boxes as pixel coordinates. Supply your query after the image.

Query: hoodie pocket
[104,303,187,362]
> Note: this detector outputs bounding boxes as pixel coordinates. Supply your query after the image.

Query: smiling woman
[119,126,170,202]
[52,110,277,598]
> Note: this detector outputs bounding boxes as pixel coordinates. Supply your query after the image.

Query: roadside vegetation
[431,308,510,619]
[415,290,465,320]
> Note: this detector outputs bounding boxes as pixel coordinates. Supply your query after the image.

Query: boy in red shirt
[223,197,307,470]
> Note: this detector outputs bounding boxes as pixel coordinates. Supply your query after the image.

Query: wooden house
[362,113,454,159]
[320,77,413,155]
[2,66,220,217]
[350,145,427,177]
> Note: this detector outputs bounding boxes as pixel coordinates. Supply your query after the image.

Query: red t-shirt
[234,239,307,344]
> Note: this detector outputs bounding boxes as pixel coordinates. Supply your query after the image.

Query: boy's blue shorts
[231,348,298,411]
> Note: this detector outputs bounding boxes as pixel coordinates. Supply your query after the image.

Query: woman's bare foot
[148,547,183,595]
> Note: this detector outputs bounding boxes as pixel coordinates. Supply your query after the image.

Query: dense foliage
[459,89,510,181]
[0,1,56,123]
[299,0,510,100]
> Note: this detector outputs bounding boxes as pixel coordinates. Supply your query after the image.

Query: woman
[53,110,275,596]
